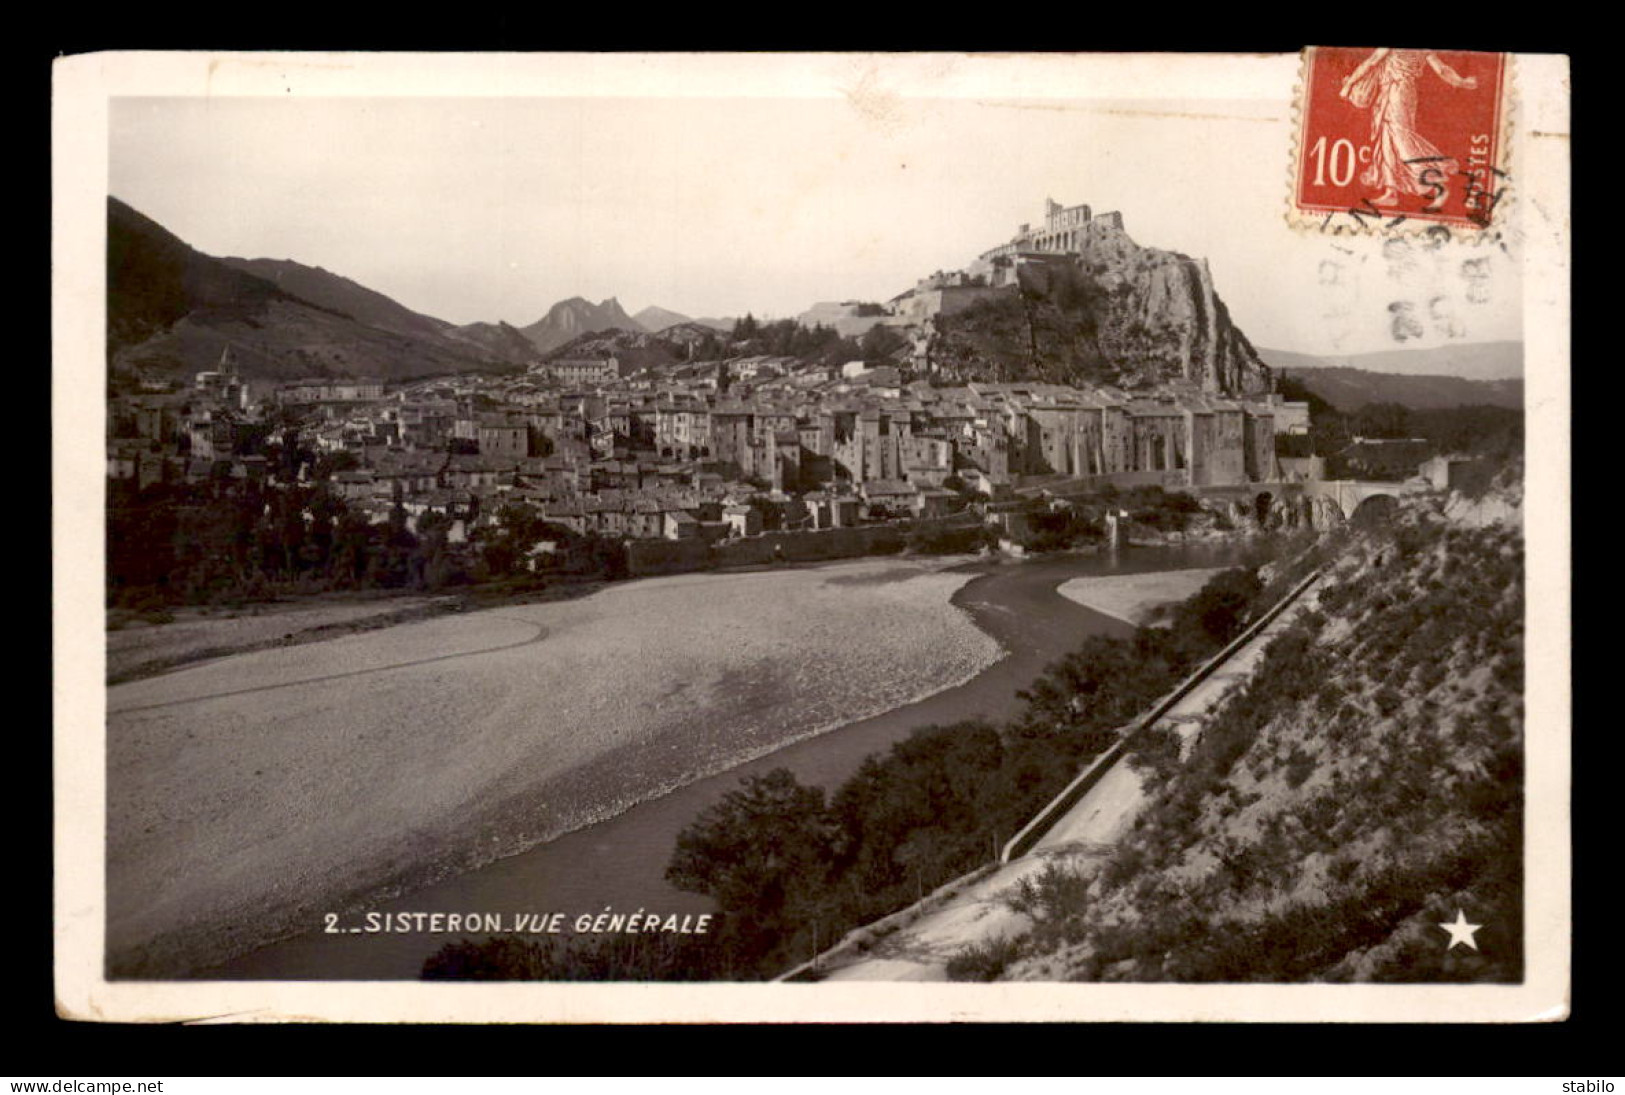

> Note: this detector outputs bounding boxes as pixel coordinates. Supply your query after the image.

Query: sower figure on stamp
[1339,48,1478,208]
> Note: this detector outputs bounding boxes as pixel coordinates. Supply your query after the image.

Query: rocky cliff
[929,221,1272,395]
[1075,220,1270,394]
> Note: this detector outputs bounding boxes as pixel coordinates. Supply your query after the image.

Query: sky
[105,54,1527,357]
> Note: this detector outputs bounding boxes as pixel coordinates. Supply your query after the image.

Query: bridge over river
[1025,473,1430,525]
[1192,478,1428,524]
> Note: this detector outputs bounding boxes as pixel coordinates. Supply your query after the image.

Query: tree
[860,324,908,364]
[1169,567,1264,651]
[749,496,787,531]
[1353,401,1413,440]
[314,450,361,479]
[665,768,839,918]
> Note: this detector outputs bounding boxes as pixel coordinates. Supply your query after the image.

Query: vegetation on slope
[926,267,1112,387]
[956,483,1524,983]
[108,196,524,380]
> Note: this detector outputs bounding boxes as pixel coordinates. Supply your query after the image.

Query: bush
[945,934,1025,982]
[905,523,992,555]
[1003,862,1092,928]
[1283,747,1317,789]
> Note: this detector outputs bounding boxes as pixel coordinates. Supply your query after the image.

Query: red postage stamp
[1292,47,1510,231]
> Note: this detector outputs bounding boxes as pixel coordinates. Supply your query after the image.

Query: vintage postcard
[54,50,1570,1023]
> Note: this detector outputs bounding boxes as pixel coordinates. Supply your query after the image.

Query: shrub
[1003,862,1092,924]
[1283,747,1317,789]
[945,934,1025,982]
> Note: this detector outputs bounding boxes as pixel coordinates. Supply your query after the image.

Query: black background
[26,19,1596,1076]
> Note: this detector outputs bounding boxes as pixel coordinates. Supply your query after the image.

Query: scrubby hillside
[447,320,542,363]
[992,471,1525,983]
[540,327,691,373]
[1280,365,1524,413]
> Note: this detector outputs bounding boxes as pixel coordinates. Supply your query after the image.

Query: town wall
[623,514,980,578]
[1083,468,1194,491]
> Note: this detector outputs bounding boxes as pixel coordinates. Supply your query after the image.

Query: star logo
[1438,909,1483,951]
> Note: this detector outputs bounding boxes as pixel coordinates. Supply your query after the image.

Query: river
[197,542,1249,980]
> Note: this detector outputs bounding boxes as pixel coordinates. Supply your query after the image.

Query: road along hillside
[809,572,1322,982]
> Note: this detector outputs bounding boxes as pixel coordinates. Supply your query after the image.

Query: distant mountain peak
[521,295,647,355]
[633,304,697,332]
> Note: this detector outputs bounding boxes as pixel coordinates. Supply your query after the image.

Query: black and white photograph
[52,50,1570,1023]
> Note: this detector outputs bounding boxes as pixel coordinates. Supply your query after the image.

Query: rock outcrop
[1074,220,1271,394]
[929,220,1272,396]
[1442,460,1524,529]
[1309,495,1348,530]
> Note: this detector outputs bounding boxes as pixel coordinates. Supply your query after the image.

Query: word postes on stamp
[1293,48,1509,233]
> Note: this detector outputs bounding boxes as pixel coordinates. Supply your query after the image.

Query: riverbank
[106,553,1001,977]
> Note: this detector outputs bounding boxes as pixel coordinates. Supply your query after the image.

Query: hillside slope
[218,257,453,340]
[108,197,523,381]
[996,477,1525,983]
[1279,365,1524,412]
[108,197,311,357]
[446,320,543,363]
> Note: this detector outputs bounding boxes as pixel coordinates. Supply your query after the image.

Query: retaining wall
[623,513,982,577]
[999,564,1323,863]
[776,562,1324,981]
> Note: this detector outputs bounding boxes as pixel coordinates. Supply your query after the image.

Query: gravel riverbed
[105,556,1000,976]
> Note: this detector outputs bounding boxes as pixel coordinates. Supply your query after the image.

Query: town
[106,201,1334,591]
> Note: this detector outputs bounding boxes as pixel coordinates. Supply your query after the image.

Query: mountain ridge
[1258,341,1523,381]
[632,305,694,333]
[107,196,525,381]
[1281,366,1523,412]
